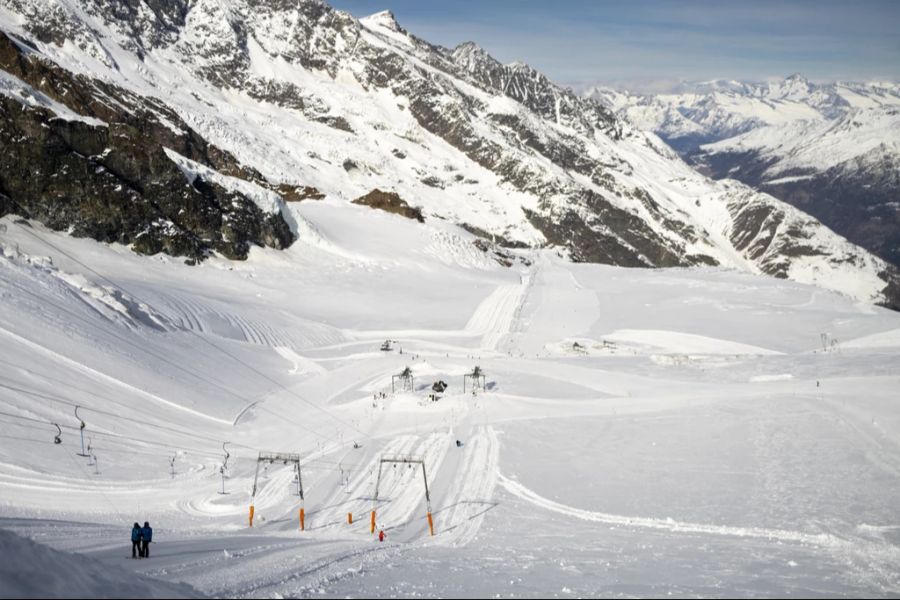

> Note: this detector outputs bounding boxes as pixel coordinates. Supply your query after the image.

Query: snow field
[1,202,900,596]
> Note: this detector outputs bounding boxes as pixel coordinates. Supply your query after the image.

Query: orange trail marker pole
[427,511,434,536]
[348,512,353,525]
[370,510,376,534]
[299,508,305,531]
[249,505,255,528]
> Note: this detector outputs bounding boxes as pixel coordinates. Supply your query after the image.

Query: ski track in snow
[431,425,500,547]
[498,472,900,591]
[499,472,841,544]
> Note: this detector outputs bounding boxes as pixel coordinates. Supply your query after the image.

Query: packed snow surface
[0,528,200,598]
[1,202,900,597]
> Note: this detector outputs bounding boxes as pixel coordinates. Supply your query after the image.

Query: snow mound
[0,528,202,599]
[603,329,781,355]
[843,328,900,349]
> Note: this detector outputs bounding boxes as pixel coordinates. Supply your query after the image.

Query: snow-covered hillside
[2,201,900,596]
[0,0,897,307]
[704,106,900,177]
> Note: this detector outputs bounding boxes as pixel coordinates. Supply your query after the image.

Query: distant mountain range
[588,75,900,266]
[0,0,897,308]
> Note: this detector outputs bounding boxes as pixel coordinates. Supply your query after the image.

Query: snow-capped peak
[361,9,403,32]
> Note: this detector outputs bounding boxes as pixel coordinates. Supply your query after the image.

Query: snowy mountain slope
[704,106,900,177]
[590,77,900,267]
[2,206,900,596]
[696,105,900,267]
[0,0,897,307]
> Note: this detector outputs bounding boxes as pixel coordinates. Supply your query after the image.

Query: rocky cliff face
[0,0,897,307]
[0,29,294,261]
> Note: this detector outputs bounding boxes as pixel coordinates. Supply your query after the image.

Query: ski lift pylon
[74,406,89,457]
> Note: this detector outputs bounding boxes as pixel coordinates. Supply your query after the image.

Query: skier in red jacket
[378,529,385,542]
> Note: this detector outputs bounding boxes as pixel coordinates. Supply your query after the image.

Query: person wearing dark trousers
[131,523,143,559]
[141,521,153,558]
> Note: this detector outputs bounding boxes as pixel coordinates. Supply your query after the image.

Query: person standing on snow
[378,529,385,542]
[131,523,143,559]
[141,521,153,558]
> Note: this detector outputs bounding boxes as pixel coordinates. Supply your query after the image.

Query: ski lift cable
[62,445,129,522]
[0,360,245,434]
[0,432,64,445]
[0,380,259,453]
[7,286,332,441]
[0,415,364,478]
[8,218,371,444]
[3,279,257,408]
[6,278,335,445]
[0,428,246,462]
[0,415,227,459]
[0,266,334,443]
[0,413,225,459]
[0,384,243,452]
[1,413,365,469]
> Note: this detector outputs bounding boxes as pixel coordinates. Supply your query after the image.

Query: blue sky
[330,0,900,91]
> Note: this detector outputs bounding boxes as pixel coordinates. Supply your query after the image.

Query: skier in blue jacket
[141,522,153,558]
[131,523,142,559]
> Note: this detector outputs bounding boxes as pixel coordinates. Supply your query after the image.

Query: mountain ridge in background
[588,75,900,268]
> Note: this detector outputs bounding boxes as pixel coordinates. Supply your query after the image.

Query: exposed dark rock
[315,115,354,133]
[524,205,698,269]
[277,184,325,202]
[470,237,526,267]
[420,175,444,189]
[352,189,425,223]
[0,31,294,261]
[878,267,900,311]
[0,96,293,261]
[459,223,531,249]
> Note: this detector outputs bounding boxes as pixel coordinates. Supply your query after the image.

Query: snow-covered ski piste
[2,201,900,598]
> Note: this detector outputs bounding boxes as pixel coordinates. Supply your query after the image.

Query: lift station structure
[463,365,486,393]
[392,366,414,393]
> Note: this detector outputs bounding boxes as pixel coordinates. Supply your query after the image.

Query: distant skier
[141,521,153,558]
[378,529,385,542]
[131,523,142,559]
[456,440,462,448]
